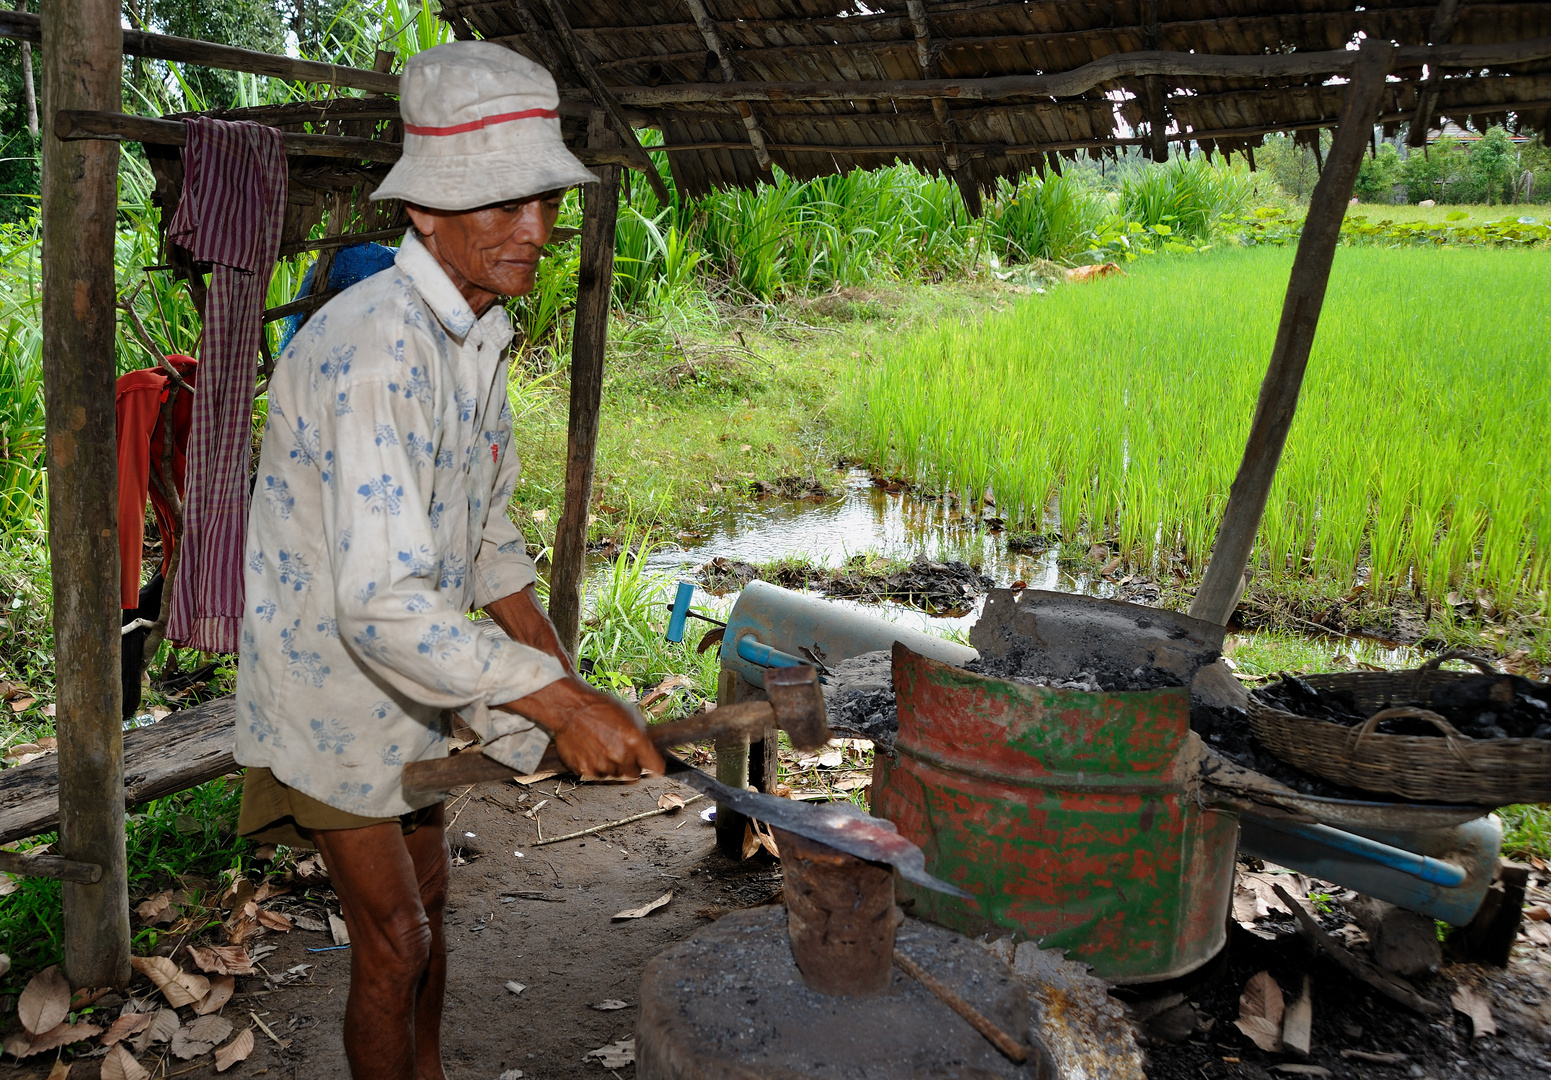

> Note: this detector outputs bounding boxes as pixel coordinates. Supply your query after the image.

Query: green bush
[1353,143,1403,202]
[984,172,1104,265]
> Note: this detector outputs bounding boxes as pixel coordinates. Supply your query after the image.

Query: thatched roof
[434,1,1551,199]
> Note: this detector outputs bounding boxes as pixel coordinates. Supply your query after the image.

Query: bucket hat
[371,40,596,211]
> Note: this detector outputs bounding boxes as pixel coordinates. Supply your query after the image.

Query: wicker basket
[1248,651,1551,805]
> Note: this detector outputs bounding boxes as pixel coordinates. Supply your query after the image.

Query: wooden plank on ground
[0,696,236,846]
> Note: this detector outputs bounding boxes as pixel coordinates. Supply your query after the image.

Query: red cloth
[116,357,198,609]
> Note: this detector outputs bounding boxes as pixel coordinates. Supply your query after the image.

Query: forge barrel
[872,643,1238,983]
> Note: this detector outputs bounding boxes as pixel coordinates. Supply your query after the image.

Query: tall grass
[842,244,1551,612]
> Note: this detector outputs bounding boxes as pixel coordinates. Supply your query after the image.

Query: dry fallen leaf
[290,914,328,932]
[214,1028,254,1073]
[45,1058,70,1080]
[1267,1067,1331,1078]
[613,891,672,921]
[18,964,71,1037]
[129,1009,180,1054]
[219,878,255,912]
[171,1014,234,1059]
[1450,985,1497,1039]
[656,792,686,812]
[102,1043,151,1080]
[100,1012,153,1047]
[1234,970,1285,1052]
[591,1000,629,1011]
[0,953,9,978]
[329,913,351,946]
[134,891,175,926]
[1,1031,30,1058]
[255,909,292,932]
[195,975,235,1016]
[187,945,255,977]
[129,956,208,1009]
[584,1037,635,1068]
[504,981,526,995]
[23,1021,102,1056]
[9,696,36,712]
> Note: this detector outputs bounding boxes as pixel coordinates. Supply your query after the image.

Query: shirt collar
[394,230,480,339]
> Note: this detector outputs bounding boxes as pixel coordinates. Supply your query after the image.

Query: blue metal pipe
[1249,815,1465,887]
[734,634,809,670]
[1240,812,1501,926]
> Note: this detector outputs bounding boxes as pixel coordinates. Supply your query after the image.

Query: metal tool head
[763,664,830,751]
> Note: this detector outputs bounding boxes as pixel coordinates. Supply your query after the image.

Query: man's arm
[482,586,664,779]
[483,585,571,671]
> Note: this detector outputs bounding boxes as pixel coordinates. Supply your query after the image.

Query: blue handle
[735,633,809,670]
[665,581,695,644]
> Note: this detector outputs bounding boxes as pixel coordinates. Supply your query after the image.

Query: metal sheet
[663,753,971,898]
[969,588,1224,688]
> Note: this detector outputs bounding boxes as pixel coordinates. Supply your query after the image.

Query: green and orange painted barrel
[872,643,1238,983]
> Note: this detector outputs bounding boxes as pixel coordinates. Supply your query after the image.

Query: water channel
[594,469,1422,668]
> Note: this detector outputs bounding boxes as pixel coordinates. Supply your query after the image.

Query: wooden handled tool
[401,664,828,797]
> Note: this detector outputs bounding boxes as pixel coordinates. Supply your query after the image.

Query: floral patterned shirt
[234,231,565,817]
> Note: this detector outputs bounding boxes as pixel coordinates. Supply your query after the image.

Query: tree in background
[1353,143,1403,202]
[1255,132,1324,202]
[0,1,39,225]
[1466,127,1517,205]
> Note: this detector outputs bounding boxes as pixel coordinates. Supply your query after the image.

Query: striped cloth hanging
[166,118,287,653]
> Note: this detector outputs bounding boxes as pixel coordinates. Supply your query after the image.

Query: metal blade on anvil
[662,753,971,899]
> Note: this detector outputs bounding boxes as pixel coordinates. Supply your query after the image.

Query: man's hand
[497,674,665,780]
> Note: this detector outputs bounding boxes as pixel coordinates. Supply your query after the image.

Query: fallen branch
[533,794,704,846]
[1270,883,1444,1017]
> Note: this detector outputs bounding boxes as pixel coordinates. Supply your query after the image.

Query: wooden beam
[0,849,102,884]
[1408,0,1464,147]
[1188,43,1395,627]
[41,0,131,990]
[0,697,238,846]
[55,109,643,171]
[536,0,674,207]
[56,109,402,163]
[548,115,621,659]
[567,38,1551,106]
[683,0,774,172]
[0,8,397,94]
[906,0,982,217]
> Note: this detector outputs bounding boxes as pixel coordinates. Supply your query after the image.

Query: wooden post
[1188,43,1393,627]
[549,113,619,658]
[40,0,132,988]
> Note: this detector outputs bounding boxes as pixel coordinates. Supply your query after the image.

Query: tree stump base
[636,907,1045,1080]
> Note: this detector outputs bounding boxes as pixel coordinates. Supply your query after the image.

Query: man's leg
[313,804,449,1080]
[404,806,450,1080]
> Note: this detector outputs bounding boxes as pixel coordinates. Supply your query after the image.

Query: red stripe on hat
[403,107,560,137]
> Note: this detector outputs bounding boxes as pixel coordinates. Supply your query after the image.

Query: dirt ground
[8,774,1551,1080]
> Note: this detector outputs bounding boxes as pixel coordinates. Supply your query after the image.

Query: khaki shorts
[237,767,438,850]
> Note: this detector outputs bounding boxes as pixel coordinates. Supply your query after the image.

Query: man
[234,41,664,1080]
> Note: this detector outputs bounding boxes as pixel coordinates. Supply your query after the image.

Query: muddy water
[594,468,1420,665]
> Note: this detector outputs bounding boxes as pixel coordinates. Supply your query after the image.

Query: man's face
[406,190,563,307]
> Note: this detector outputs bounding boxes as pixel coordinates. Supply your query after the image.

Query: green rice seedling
[841,245,1551,612]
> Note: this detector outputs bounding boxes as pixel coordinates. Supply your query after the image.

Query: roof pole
[1188,41,1393,627]
[41,0,132,987]
[549,112,620,660]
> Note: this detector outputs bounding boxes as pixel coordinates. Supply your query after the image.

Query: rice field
[841,244,1551,611]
